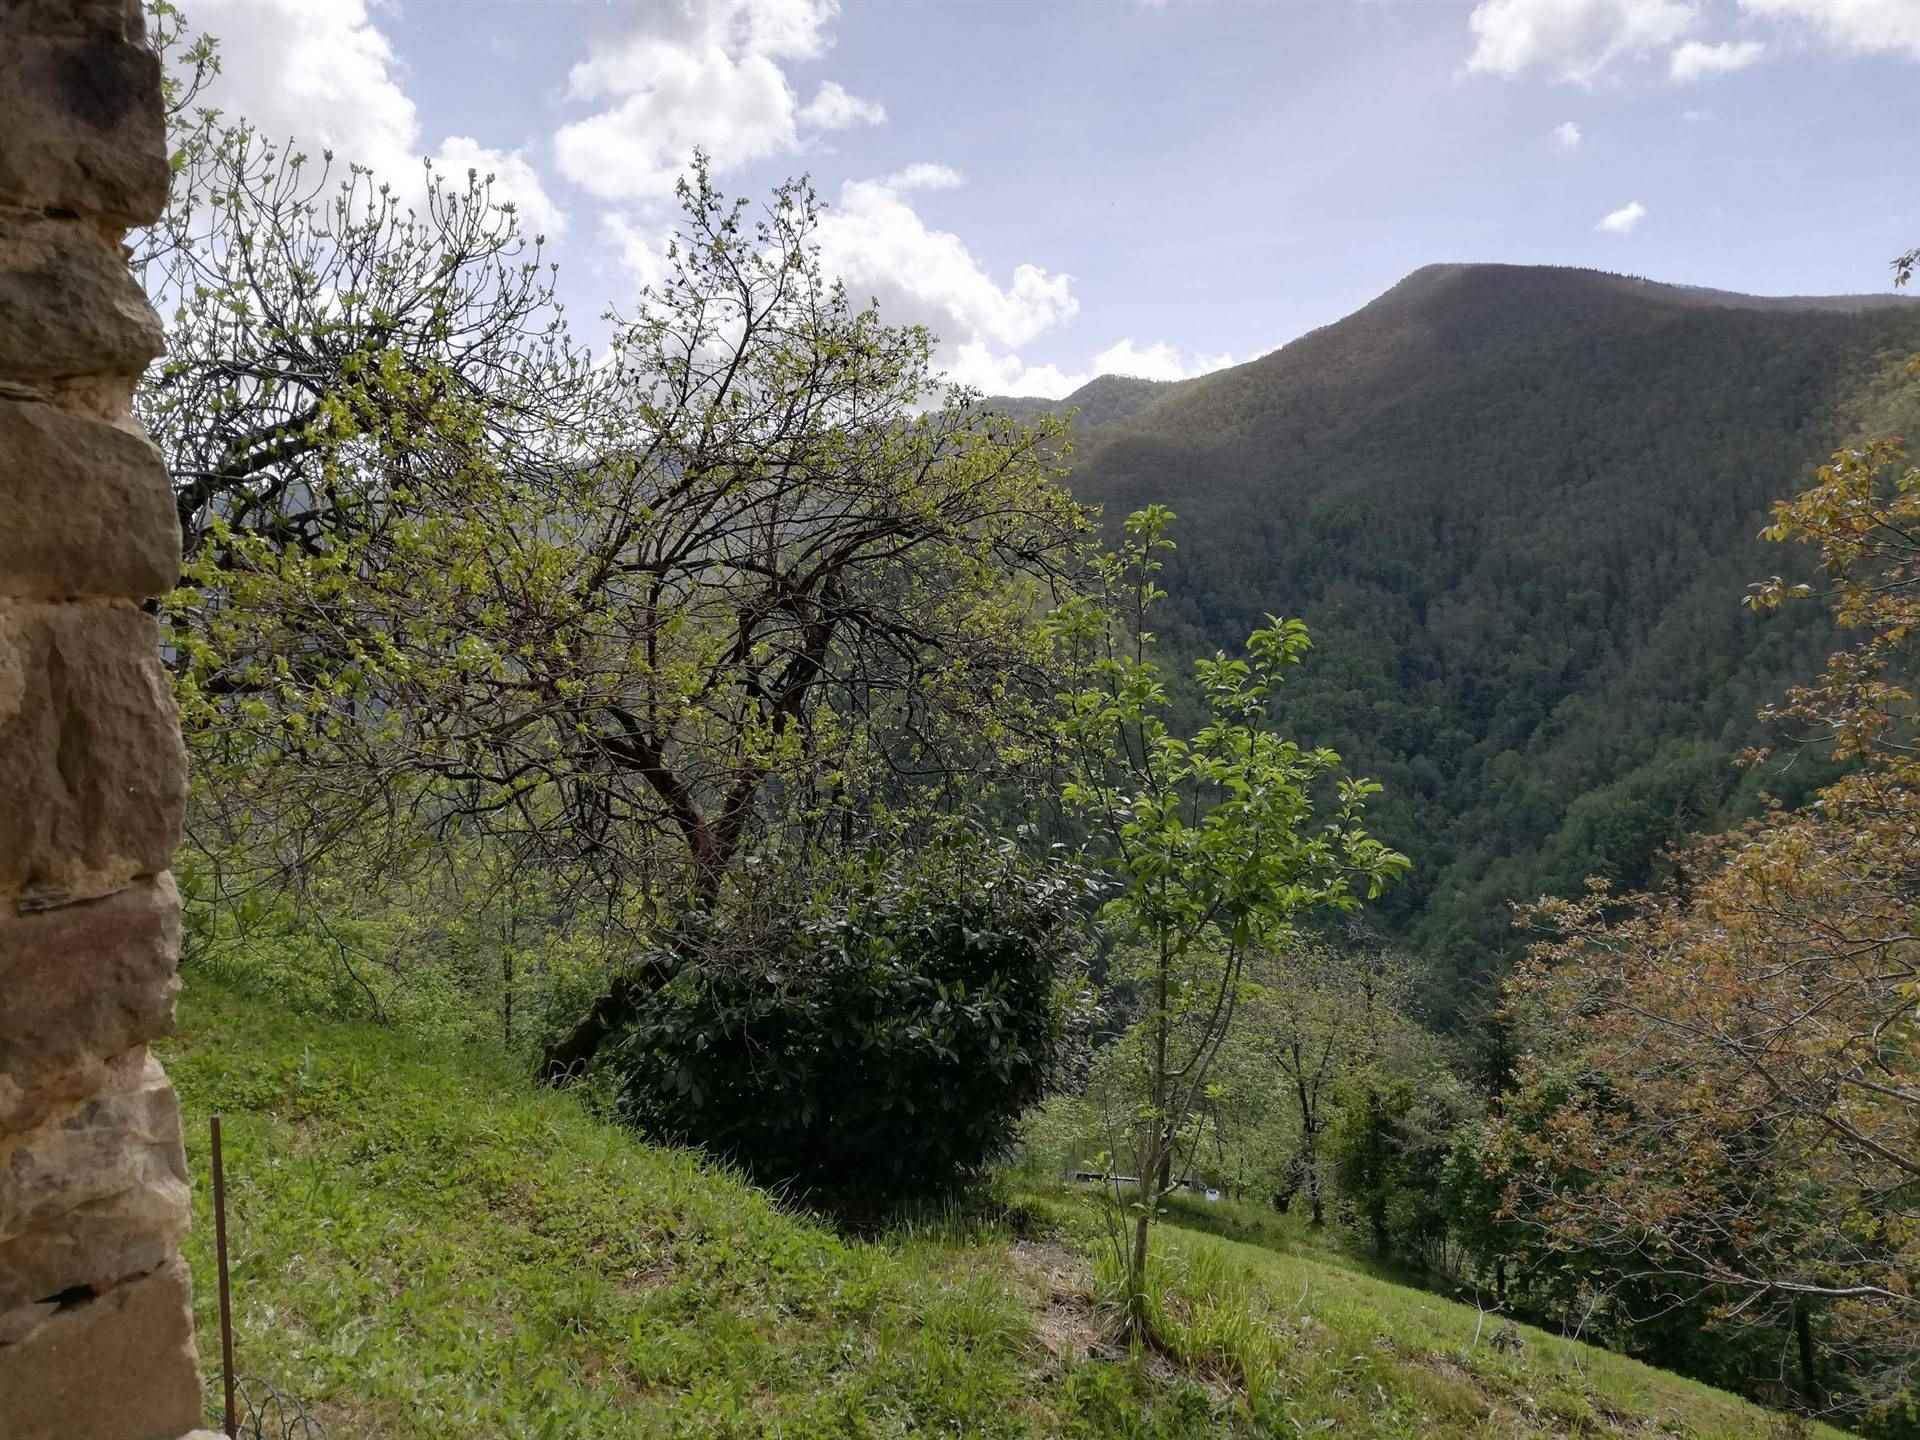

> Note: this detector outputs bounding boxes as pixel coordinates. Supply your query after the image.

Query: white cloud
[556,44,797,201]
[1088,338,1235,384]
[815,176,1078,352]
[179,0,563,234]
[601,213,679,295]
[1467,0,1700,81]
[798,80,886,129]
[432,136,568,239]
[1669,37,1768,77]
[949,337,1236,400]
[603,164,1077,390]
[1596,199,1649,232]
[946,344,1085,397]
[1553,119,1584,147]
[1739,0,1920,57]
[1467,0,1920,80]
[554,0,882,202]
[880,162,966,191]
[598,165,1225,403]
[601,163,1235,403]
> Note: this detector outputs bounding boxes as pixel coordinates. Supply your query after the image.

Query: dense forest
[998,265,1920,1013]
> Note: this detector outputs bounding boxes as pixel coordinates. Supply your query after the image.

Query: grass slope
[161,985,1844,1439]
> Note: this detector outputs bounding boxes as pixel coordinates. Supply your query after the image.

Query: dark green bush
[608,834,1092,1214]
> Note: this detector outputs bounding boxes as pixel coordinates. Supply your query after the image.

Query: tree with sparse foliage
[1050,506,1407,1339]
[142,2,1091,1062]
[1247,941,1422,1227]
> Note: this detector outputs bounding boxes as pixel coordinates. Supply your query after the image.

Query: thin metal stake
[211,1114,237,1439]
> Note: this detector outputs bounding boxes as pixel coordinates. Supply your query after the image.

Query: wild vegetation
[140,4,1919,1434]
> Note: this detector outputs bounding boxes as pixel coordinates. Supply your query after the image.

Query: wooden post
[212,1116,237,1438]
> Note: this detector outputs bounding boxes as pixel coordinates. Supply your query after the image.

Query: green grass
[160,983,1848,1438]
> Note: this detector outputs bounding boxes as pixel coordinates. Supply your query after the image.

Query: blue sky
[180,0,1920,395]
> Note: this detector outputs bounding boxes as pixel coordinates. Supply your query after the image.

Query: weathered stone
[0,31,168,223]
[0,874,181,1132]
[0,3,206,1424]
[0,1256,203,1440]
[0,399,178,599]
[0,212,165,380]
[0,601,186,905]
[0,1296,58,1344]
[0,1049,190,1311]
[0,1,147,43]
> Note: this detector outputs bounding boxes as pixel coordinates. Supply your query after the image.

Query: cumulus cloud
[948,338,1236,401]
[1087,339,1235,384]
[601,164,1079,391]
[599,166,1232,401]
[880,162,967,191]
[179,0,564,234]
[945,345,1086,397]
[1553,119,1584,147]
[815,176,1078,353]
[554,0,884,202]
[432,136,568,238]
[601,213,680,296]
[1669,37,1768,77]
[1597,199,1649,232]
[798,80,886,129]
[600,163,1235,403]
[1739,0,1920,58]
[1466,0,1701,81]
[1467,0,1920,80]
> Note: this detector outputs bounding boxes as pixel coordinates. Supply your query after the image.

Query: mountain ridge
[992,262,1920,1011]
[991,264,1920,430]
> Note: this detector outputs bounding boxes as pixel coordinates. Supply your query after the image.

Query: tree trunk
[1794,1299,1819,1409]
[502,949,514,1047]
[1288,1055,1325,1226]
[1128,1195,1152,1339]
[536,953,679,1085]
[1298,1132,1325,1227]
[1122,936,1173,1344]
[537,976,644,1084]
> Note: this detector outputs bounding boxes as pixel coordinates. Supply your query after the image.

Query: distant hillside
[996,265,1920,1013]
[986,372,1180,431]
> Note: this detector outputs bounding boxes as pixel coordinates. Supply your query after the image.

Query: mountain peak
[1049,260,1920,999]
[1380,261,1917,317]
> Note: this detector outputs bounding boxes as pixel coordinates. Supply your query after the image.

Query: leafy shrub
[607,833,1093,1215]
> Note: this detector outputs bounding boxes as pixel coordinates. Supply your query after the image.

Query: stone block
[0,1,147,43]
[0,1049,190,1311]
[0,398,179,599]
[0,31,168,223]
[0,601,186,906]
[0,1297,57,1344]
[0,211,165,380]
[0,873,181,1131]
[0,1256,204,1440]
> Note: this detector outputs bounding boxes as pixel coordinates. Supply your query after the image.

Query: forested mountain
[993,264,1920,1013]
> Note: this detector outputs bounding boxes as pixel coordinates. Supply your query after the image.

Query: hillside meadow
[162,983,1846,1440]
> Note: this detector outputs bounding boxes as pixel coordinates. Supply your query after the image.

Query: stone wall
[0,1,210,1435]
